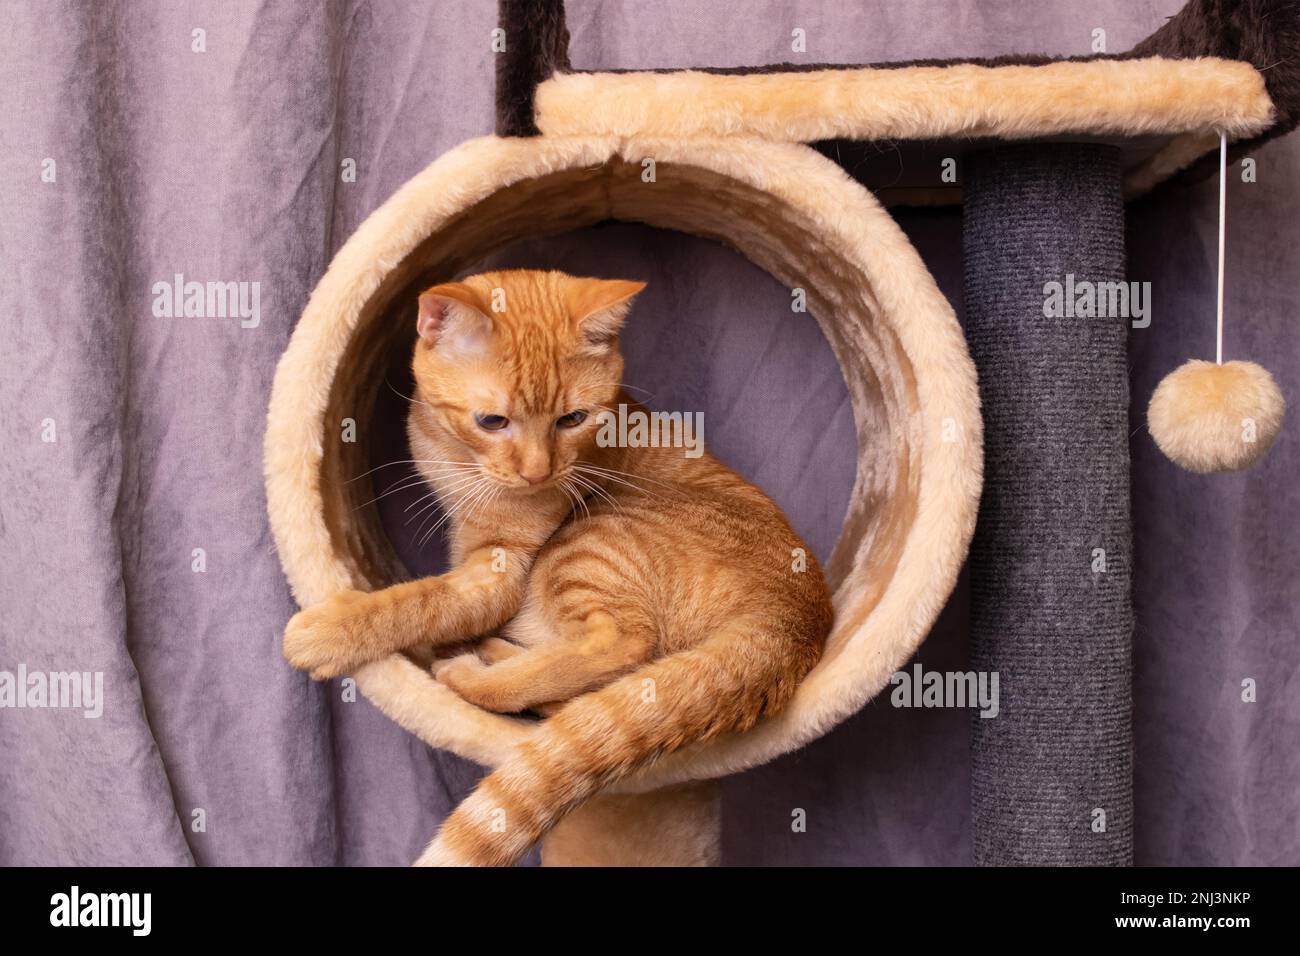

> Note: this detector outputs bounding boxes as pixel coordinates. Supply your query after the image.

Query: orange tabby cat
[283,269,832,866]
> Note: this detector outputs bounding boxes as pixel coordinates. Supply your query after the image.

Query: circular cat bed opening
[265,134,982,788]
[366,222,856,582]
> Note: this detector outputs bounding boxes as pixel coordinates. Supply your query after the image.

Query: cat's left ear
[572,279,646,352]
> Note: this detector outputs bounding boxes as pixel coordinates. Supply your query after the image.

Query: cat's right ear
[417,284,492,354]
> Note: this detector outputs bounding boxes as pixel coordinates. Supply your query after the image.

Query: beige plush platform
[534,57,1274,202]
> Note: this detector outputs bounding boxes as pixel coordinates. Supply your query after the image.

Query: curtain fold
[1,0,1294,866]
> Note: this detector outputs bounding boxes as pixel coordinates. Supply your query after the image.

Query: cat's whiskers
[554,477,583,521]
[411,471,490,511]
[555,476,578,518]
[567,471,622,514]
[578,461,664,480]
[463,481,505,529]
[355,475,429,510]
[406,476,483,531]
[351,463,483,502]
[401,492,442,526]
[560,476,592,522]
[414,479,481,547]
[386,378,431,408]
[573,462,668,499]
[406,495,446,533]
[420,475,499,548]
[354,465,483,510]
[347,458,480,482]
[568,478,592,521]
[396,473,488,530]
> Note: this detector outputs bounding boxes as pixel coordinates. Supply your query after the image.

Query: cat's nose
[519,467,551,485]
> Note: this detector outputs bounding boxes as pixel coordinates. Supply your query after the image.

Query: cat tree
[265,0,1297,865]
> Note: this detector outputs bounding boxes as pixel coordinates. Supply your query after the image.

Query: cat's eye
[474,413,510,431]
[555,410,588,429]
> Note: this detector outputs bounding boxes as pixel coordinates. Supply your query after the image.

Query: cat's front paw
[432,653,484,689]
[283,590,373,680]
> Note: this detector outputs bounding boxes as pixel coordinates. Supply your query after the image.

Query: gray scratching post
[963,144,1134,865]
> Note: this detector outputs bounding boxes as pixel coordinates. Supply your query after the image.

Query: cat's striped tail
[414,623,816,866]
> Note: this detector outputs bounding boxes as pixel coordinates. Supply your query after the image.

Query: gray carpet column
[962,144,1134,865]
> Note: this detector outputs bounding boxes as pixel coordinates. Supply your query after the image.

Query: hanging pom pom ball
[1147,359,1285,473]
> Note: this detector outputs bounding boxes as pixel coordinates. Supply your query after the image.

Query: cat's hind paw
[432,652,485,685]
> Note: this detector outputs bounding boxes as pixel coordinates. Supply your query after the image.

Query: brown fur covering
[496,0,570,136]
[1131,0,1300,186]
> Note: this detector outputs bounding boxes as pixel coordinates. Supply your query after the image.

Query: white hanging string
[1216,130,1227,365]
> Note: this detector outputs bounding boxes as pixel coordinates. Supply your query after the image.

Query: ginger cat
[283,269,833,866]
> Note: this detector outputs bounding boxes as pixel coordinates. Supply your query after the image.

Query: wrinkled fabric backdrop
[1,0,1295,866]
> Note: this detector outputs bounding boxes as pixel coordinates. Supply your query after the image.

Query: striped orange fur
[282,269,832,865]
[412,270,830,866]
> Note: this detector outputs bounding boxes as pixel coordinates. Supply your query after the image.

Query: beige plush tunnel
[264,133,983,861]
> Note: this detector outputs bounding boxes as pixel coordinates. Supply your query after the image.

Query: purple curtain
[0,0,1294,865]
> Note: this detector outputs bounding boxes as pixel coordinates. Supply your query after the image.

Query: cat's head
[409,269,645,491]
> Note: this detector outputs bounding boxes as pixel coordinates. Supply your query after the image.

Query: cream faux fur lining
[535,57,1274,199]
[264,133,983,791]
